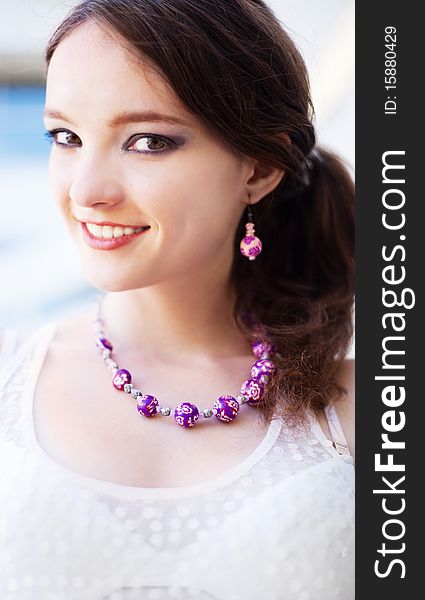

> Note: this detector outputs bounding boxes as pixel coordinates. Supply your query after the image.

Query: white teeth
[102,226,114,239]
[113,226,124,238]
[86,223,147,238]
[88,223,103,237]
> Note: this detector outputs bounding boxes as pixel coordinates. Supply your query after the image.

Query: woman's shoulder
[0,311,77,375]
[0,304,95,360]
[334,357,355,457]
[335,358,355,408]
[0,326,35,368]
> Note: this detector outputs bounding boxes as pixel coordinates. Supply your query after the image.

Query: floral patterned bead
[97,337,113,351]
[137,394,159,418]
[258,374,271,386]
[250,359,276,382]
[174,402,200,428]
[213,395,240,423]
[240,378,265,406]
[112,369,132,391]
[251,341,276,358]
[239,235,262,260]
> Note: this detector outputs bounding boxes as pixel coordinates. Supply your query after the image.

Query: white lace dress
[0,321,354,600]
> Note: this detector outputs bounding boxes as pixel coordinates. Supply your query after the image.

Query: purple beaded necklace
[94,297,277,428]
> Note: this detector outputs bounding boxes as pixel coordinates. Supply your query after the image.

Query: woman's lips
[81,222,150,250]
[84,220,149,227]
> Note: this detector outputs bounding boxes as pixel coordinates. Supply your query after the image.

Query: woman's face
[44,21,254,292]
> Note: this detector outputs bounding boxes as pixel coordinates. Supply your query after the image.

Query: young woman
[0,1,355,598]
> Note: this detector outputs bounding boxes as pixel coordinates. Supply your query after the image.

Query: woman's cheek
[48,151,70,193]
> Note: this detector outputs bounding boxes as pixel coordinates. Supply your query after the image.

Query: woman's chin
[81,269,148,293]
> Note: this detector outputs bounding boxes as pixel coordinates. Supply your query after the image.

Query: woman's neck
[99,280,251,365]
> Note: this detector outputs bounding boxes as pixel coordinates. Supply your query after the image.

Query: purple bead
[112,368,132,391]
[240,378,265,406]
[137,394,159,418]
[213,395,240,423]
[97,337,113,351]
[251,341,276,358]
[240,235,262,260]
[250,359,276,383]
[174,402,200,428]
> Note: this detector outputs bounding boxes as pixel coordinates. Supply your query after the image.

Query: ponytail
[232,145,355,423]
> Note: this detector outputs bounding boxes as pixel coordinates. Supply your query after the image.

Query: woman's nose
[69,158,125,208]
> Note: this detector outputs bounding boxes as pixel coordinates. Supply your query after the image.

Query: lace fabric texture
[0,322,354,600]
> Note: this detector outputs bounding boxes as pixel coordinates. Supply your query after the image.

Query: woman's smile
[81,221,151,250]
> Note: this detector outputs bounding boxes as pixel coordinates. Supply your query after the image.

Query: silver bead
[160,406,171,416]
[102,349,111,359]
[105,358,118,370]
[236,394,248,404]
[203,408,213,418]
[131,388,142,398]
[123,383,134,393]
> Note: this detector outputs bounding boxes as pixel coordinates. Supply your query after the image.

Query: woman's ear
[244,163,285,205]
[243,133,291,205]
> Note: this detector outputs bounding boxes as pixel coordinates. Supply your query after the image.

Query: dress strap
[0,321,58,386]
[323,403,351,456]
[0,328,21,365]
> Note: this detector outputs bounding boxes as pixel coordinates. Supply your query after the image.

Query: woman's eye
[44,129,81,147]
[43,130,175,154]
[126,134,173,154]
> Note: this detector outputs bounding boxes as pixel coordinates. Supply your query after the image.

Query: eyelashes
[43,128,176,155]
[44,129,80,148]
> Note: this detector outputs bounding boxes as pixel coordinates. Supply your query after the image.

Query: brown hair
[45,0,355,425]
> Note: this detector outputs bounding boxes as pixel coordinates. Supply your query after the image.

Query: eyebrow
[43,108,192,128]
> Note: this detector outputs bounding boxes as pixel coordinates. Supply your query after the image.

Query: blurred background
[0,0,355,355]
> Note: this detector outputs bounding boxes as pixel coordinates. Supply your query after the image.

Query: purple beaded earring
[239,202,262,261]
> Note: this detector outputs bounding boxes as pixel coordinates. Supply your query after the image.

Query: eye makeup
[43,128,188,155]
